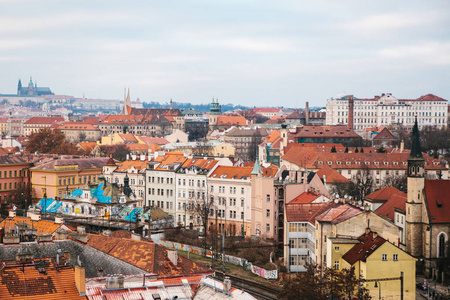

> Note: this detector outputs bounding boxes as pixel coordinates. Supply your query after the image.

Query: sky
[0,0,449,107]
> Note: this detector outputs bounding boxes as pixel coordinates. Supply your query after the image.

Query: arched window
[438,233,447,258]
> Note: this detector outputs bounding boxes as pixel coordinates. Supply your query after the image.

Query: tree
[280,264,371,300]
[78,132,87,143]
[248,129,263,162]
[331,166,374,203]
[9,183,34,216]
[27,128,78,154]
[99,144,129,161]
[189,196,215,256]
[383,174,407,193]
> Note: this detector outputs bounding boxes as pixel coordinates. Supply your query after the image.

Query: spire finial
[409,114,423,159]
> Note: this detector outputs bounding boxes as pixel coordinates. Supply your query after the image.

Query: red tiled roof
[285,203,326,223]
[342,231,387,265]
[375,193,407,221]
[82,116,102,125]
[416,94,447,102]
[316,166,350,184]
[292,125,360,139]
[105,157,116,166]
[366,187,404,202]
[373,128,396,141]
[32,157,110,170]
[251,108,283,113]
[315,203,363,223]
[283,146,445,171]
[425,180,450,223]
[77,142,98,152]
[264,115,285,124]
[290,191,321,204]
[137,136,169,145]
[86,234,208,276]
[24,116,64,125]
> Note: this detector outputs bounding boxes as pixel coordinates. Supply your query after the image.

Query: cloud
[213,37,300,53]
[341,11,443,35]
[0,39,49,50]
[377,41,450,66]
[0,12,136,34]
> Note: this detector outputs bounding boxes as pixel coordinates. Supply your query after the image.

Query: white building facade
[326,93,448,133]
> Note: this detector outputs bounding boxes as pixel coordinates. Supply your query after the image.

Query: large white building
[326,93,448,133]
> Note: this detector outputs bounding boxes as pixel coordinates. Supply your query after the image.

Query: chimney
[223,276,232,292]
[167,249,178,266]
[64,251,71,261]
[348,96,354,130]
[74,265,86,295]
[365,227,370,235]
[400,140,404,153]
[322,175,326,189]
[8,210,16,218]
[55,216,63,224]
[305,102,309,125]
[372,231,378,239]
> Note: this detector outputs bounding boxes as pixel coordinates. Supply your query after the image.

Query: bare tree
[189,196,215,256]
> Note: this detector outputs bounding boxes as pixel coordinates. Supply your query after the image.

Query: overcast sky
[0,0,449,107]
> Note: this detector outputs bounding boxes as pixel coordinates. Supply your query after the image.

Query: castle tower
[17,79,22,95]
[405,115,425,257]
[28,76,34,95]
[170,98,173,110]
[208,98,221,130]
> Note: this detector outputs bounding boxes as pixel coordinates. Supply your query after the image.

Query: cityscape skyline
[1,1,449,107]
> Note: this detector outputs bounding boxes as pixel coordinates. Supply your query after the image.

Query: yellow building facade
[331,231,416,300]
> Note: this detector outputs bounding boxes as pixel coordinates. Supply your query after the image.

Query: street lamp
[374,281,381,300]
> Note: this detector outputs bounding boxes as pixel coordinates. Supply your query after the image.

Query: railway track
[213,271,281,300]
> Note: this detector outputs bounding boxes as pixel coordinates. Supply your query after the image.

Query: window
[241,212,244,219]
[266,224,270,232]
[382,254,387,261]
[266,209,270,217]
[241,187,244,194]
[393,254,398,261]
[334,246,340,251]
[334,261,339,270]
[266,194,270,202]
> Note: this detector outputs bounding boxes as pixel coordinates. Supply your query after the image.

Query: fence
[154,238,278,279]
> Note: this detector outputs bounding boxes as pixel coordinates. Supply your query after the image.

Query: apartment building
[326,93,448,133]
[175,158,232,230]
[23,116,65,136]
[145,152,186,217]
[208,166,253,237]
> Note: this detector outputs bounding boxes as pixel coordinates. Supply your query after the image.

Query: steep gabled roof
[375,193,407,221]
[342,231,387,265]
[373,127,396,141]
[425,180,450,224]
[365,187,405,203]
[316,166,350,184]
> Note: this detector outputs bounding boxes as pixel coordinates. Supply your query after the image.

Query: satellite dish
[358,200,362,206]
[334,199,339,203]
[344,195,348,199]
[335,194,340,199]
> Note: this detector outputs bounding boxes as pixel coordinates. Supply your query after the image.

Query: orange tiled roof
[101,115,145,124]
[264,115,285,124]
[217,116,249,126]
[0,216,75,235]
[114,159,149,173]
[181,158,218,170]
[154,153,186,170]
[316,166,350,184]
[118,133,138,143]
[290,191,321,204]
[0,259,84,299]
[77,142,98,152]
[209,166,253,179]
[127,143,149,152]
[60,122,99,131]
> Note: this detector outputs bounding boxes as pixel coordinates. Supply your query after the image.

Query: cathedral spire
[251,150,261,175]
[409,115,423,159]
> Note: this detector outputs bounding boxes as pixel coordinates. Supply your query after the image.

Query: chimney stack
[74,265,86,295]
[305,102,309,125]
[348,95,354,130]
